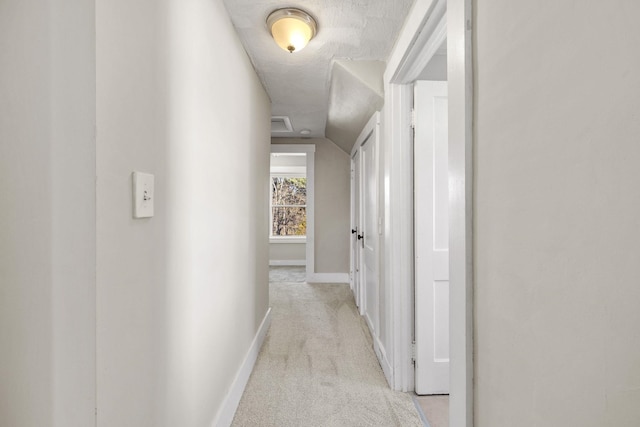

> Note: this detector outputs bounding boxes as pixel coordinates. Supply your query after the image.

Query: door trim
[383,0,473,426]
[447,1,474,424]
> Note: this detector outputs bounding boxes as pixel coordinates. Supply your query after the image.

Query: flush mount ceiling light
[267,8,317,53]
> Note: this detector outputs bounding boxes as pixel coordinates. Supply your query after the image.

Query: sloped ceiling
[223,0,414,144]
[326,60,385,153]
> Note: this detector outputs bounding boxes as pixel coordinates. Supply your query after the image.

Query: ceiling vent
[271,116,293,133]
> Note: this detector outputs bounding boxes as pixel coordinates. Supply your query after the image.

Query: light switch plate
[133,172,154,218]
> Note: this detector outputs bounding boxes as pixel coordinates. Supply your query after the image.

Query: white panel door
[361,134,379,334]
[351,151,362,312]
[414,80,449,395]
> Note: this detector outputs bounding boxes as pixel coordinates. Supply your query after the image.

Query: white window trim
[269,236,306,244]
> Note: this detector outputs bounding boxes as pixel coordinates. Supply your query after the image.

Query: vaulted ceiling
[223,0,415,152]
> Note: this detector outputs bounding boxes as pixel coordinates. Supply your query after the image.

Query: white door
[414,80,449,395]
[351,151,362,312]
[360,133,378,335]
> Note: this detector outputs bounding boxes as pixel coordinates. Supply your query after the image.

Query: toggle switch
[132,171,154,218]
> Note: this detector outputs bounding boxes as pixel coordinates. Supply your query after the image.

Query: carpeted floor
[231,281,423,427]
[269,265,306,283]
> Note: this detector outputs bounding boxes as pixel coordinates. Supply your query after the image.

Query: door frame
[383,0,473,425]
[270,144,316,281]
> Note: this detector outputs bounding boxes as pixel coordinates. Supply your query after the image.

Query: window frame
[269,172,307,242]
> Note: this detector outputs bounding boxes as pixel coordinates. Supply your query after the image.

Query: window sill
[269,237,307,244]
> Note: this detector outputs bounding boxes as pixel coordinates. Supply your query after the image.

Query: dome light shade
[267,8,317,53]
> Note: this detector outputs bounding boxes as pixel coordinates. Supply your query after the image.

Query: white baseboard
[363,312,393,388]
[269,260,306,266]
[374,334,393,388]
[213,308,272,427]
[306,273,349,283]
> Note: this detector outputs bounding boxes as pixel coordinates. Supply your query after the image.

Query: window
[271,176,306,237]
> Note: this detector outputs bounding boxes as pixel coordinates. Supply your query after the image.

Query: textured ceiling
[223,0,415,140]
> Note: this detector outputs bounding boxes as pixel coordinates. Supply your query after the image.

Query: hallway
[231,269,422,426]
[4,1,640,426]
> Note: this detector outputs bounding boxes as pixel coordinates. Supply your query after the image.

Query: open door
[414,80,450,395]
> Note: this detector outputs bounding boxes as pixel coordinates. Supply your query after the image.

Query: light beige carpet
[231,282,423,427]
[269,266,306,283]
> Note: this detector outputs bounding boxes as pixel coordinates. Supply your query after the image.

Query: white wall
[272,138,350,274]
[475,1,640,424]
[0,0,96,426]
[97,0,270,425]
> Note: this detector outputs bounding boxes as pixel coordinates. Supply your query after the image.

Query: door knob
[357,234,363,240]
[351,229,357,234]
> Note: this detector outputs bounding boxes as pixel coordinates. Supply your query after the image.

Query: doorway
[270,144,316,282]
[269,152,307,267]
[383,0,473,426]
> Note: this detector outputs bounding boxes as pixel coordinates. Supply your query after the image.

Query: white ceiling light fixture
[267,8,317,53]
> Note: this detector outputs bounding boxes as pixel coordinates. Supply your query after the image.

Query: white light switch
[133,172,154,218]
